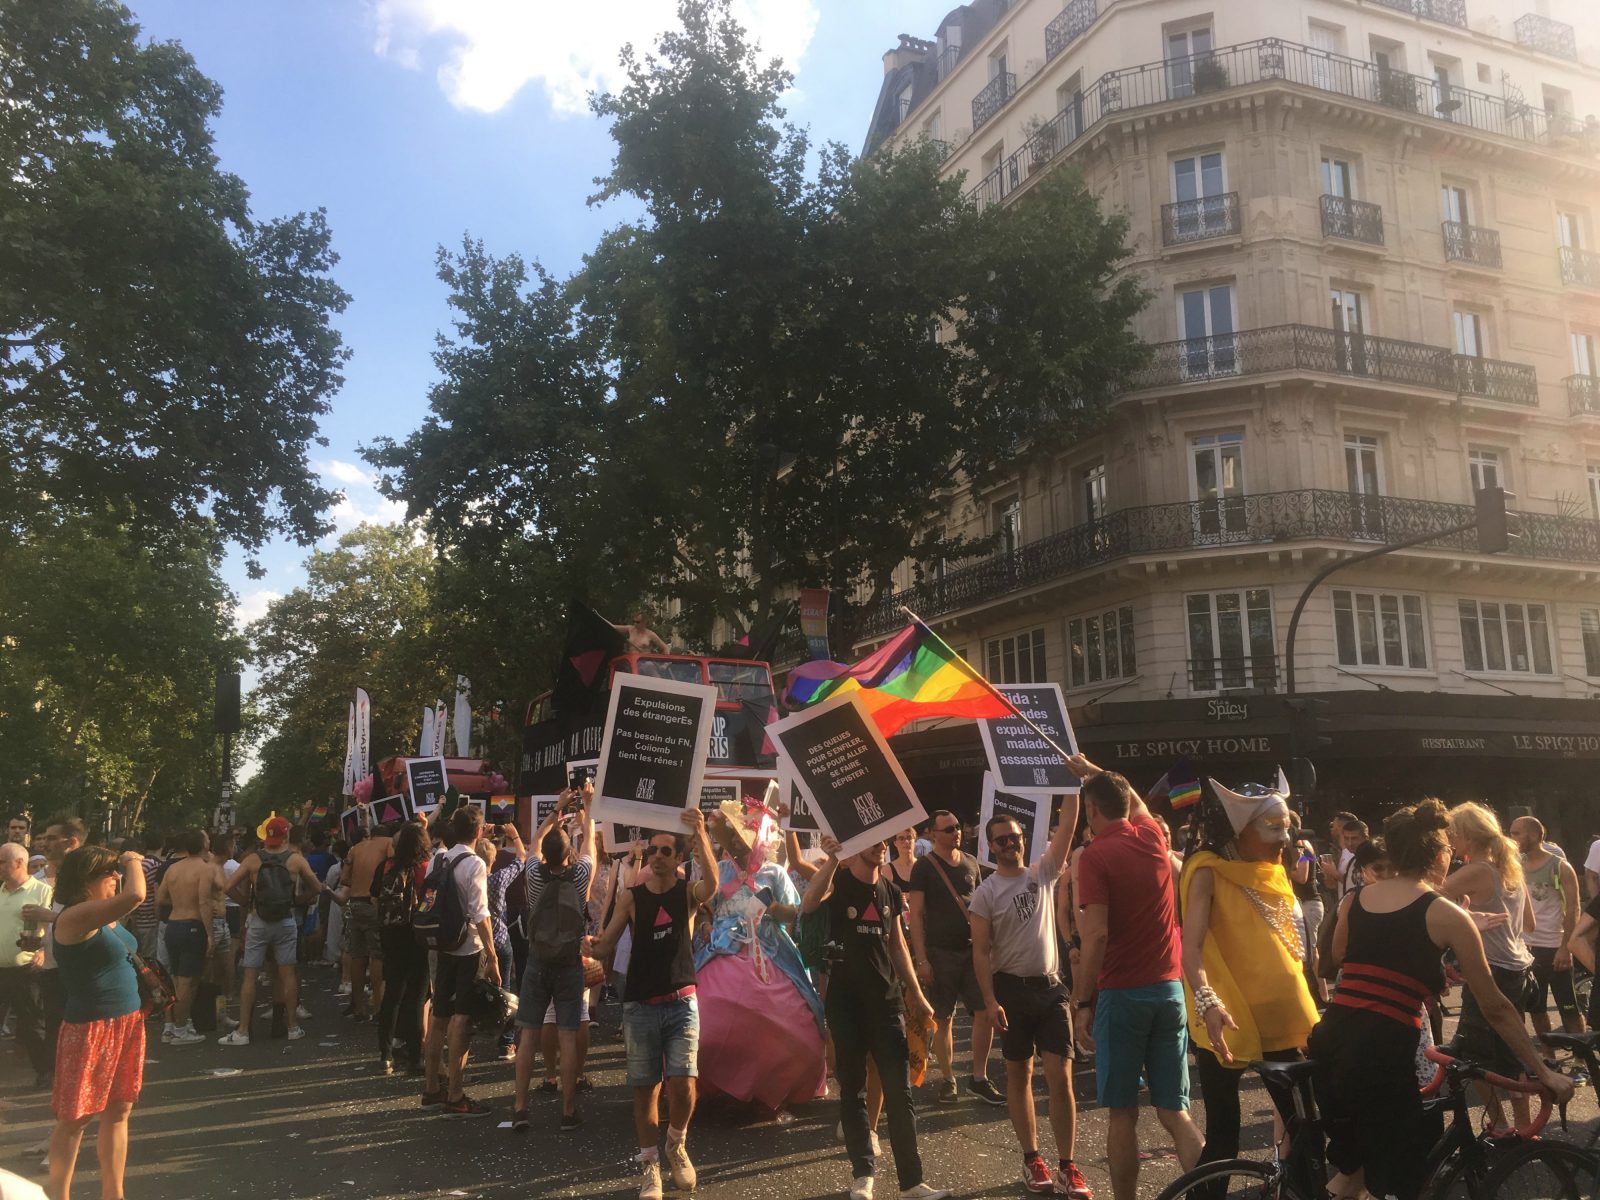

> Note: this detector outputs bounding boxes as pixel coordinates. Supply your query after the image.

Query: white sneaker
[899,1186,951,1200]
[218,1030,250,1046]
[850,1178,875,1200]
[286,1026,305,1041]
[161,1025,176,1043]
[169,1027,205,1045]
[296,1005,312,1020]
[218,1013,239,1033]
[638,1158,663,1200]
[336,983,352,997]
[868,1129,881,1159]
[665,1138,697,1190]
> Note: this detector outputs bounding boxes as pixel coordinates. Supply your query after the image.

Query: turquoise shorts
[1092,980,1190,1111]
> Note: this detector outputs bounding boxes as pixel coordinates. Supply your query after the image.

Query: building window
[1190,431,1246,539]
[1583,610,1600,676]
[1588,465,1600,520]
[1558,210,1586,250]
[1457,599,1553,674]
[1453,309,1487,359]
[1334,590,1428,669]
[1468,447,1503,493]
[1164,24,1214,99]
[1069,607,1136,688]
[1082,461,1107,522]
[1321,155,1355,200]
[1572,330,1598,377]
[994,496,1021,556]
[987,628,1047,685]
[1186,589,1275,691]
[1441,182,1472,225]
[1178,284,1236,377]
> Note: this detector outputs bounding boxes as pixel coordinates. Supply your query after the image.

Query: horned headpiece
[1206,768,1293,843]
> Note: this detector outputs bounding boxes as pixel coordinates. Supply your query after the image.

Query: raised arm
[1047,793,1077,869]
[683,809,719,907]
[785,830,819,882]
[801,837,843,914]
[55,852,147,942]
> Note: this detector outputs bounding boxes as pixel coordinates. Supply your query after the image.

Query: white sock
[667,1125,687,1145]
[638,1147,659,1163]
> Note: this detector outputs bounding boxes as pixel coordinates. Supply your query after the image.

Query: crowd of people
[3,760,1598,1200]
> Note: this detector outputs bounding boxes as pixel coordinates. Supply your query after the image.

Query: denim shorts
[517,959,586,1031]
[623,996,700,1087]
[1092,980,1190,1111]
[241,917,299,969]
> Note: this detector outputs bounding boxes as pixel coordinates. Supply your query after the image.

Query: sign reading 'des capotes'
[767,691,926,861]
[977,773,1051,870]
[405,757,449,813]
[979,683,1081,795]
[591,673,718,831]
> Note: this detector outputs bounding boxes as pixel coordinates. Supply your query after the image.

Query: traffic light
[1284,697,1331,804]
[1475,486,1509,555]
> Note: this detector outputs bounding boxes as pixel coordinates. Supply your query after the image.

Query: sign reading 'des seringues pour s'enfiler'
[978,683,1081,796]
[767,691,926,861]
[591,673,718,831]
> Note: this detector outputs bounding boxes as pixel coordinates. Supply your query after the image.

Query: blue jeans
[622,996,699,1086]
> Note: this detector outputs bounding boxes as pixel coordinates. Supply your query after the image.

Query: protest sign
[369,793,411,826]
[591,674,717,830]
[977,774,1051,869]
[799,588,831,660]
[767,692,925,860]
[777,759,818,832]
[339,805,365,841]
[698,780,740,816]
[978,683,1080,795]
[487,795,516,826]
[404,757,450,813]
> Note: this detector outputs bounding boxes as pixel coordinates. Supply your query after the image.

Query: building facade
[859,0,1600,837]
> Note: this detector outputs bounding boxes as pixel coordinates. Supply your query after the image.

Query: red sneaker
[1058,1161,1094,1199]
[1024,1157,1056,1194]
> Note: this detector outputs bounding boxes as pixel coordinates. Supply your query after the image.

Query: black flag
[552,600,627,717]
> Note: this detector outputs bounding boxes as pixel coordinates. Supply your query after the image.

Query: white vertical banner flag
[420,706,435,757]
[342,702,357,796]
[432,701,447,757]
[355,688,371,782]
[452,677,471,759]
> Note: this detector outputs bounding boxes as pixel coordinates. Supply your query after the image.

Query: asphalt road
[3,967,1598,1200]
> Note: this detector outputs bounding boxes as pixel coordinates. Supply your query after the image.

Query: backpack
[254,851,296,922]
[527,866,585,967]
[413,854,471,952]
[375,859,415,931]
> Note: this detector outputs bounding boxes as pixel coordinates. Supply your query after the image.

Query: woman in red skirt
[47,844,147,1200]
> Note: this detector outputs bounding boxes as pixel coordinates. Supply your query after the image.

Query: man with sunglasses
[970,791,1087,1197]
[587,809,718,1200]
[907,811,999,1106]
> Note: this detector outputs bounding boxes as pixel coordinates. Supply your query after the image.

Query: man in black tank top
[587,810,718,1200]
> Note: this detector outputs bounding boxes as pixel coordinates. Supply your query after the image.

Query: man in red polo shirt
[1068,758,1202,1200]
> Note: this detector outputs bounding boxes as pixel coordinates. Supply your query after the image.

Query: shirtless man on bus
[155,828,223,1044]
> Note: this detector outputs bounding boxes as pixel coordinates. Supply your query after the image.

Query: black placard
[978,775,1050,869]
[405,757,449,813]
[591,673,717,830]
[979,684,1081,794]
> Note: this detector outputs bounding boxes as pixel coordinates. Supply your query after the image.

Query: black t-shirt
[907,853,981,951]
[624,879,696,1003]
[825,868,904,1011]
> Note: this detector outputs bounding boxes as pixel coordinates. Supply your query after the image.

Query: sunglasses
[991,833,1023,849]
[933,825,960,834]
[644,844,677,858]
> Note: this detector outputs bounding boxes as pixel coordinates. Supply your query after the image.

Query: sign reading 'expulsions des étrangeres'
[591,673,718,830]
[767,692,927,860]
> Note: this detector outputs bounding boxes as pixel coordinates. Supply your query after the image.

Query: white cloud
[234,588,282,628]
[329,490,409,532]
[369,0,820,116]
[322,459,374,487]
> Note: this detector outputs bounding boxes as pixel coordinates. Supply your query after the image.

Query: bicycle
[1539,1029,1600,1149]
[1152,1047,1575,1200]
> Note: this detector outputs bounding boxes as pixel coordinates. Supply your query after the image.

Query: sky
[123,0,937,636]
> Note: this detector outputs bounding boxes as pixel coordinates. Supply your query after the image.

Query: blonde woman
[1441,801,1536,1131]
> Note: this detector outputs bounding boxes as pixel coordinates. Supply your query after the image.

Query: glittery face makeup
[1251,799,1292,846]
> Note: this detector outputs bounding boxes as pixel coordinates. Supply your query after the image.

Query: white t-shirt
[1584,838,1600,878]
[967,848,1065,979]
[442,843,490,956]
[223,857,240,907]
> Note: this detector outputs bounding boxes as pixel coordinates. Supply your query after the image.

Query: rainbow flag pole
[897,605,1081,769]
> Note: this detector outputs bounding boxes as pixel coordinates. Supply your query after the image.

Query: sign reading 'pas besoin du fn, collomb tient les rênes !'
[591,673,718,832]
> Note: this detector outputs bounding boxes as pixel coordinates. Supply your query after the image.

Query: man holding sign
[969,787,1088,1198]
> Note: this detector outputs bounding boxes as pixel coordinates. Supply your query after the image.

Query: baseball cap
[263,817,291,847]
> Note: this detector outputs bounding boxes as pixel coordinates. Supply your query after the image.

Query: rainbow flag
[782,620,1016,738]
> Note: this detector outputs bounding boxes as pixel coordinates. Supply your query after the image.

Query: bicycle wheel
[1152,1158,1282,1200]
[1486,1140,1598,1200]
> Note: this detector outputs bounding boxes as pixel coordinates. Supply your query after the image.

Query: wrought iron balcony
[965,38,1588,212]
[1561,246,1600,290]
[1570,374,1600,416]
[856,490,1600,637]
[1161,193,1241,246]
[1514,13,1578,60]
[1126,324,1539,406]
[1367,0,1467,28]
[1045,0,1096,62]
[936,45,962,81]
[1189,655,1279,694]
[1443,221,1502,269]
[972,72,1016,130]
[1321,195,1384,245]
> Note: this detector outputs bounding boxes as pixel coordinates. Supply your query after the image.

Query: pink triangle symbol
[862,903,880,923]
[654,908,673,928]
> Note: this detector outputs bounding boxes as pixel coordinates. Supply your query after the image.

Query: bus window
[709,662,775,703]
[635,657,704,684]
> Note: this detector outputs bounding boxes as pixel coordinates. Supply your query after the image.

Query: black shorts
[1529,945,1580,1018]
[431,950,483,1019]
[993,972,1074,1063]
[926,945,984,1022]
[1456,963,1533,1078]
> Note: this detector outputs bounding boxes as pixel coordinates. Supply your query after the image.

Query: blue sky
[124,0,936,630]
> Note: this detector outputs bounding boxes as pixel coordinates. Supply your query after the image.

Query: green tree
[246,524,452,811]
[0,0,350,570]
[0,513,244,833]
[370,0,1146,675]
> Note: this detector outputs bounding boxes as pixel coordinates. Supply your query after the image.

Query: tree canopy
[370,0,1147,687]
[0,0,350,571]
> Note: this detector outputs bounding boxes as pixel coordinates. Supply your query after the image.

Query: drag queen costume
[692,798,828,1110]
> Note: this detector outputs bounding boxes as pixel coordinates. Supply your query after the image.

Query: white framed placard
[977,773,1052,869]
[978,683,1081,795]
[591,673,718,831]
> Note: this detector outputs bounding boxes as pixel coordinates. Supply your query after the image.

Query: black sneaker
[560,1109,583,1132]
[968,1077,1005,1105]
[510,1108,530,1132]
[442,1094,493,1118]
[420,1090,445,1108]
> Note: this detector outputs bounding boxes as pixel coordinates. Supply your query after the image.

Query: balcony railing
[1125,324,1538,406]
[1570,374,1600,416]
[1189,655,1279,693]
[1045,0,1097,62]
[1443,221,1502,268]
[856,489,1600,637]
[1321,194,1384,245]
[967,37,1591,212]
[1367,0,1467,28]
[972,72,1016,130]
[1561,246,1600,290]
[936,44,962,81]
[1161,193,1241,245]
[1514,13,1578,60]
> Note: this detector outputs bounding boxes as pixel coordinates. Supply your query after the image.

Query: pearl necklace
[1242,885,1305,962]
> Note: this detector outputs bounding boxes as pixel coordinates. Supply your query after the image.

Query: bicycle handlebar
[1423,1046,1553,1137]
